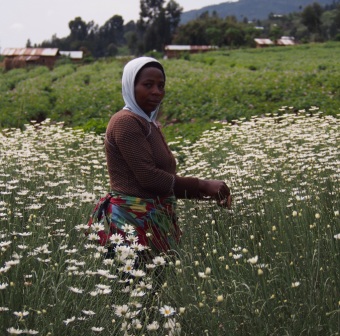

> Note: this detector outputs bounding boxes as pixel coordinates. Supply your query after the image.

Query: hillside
[0,43,339,143]
[180,0,337,23]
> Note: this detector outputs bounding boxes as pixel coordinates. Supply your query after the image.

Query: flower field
[0,107,339,335]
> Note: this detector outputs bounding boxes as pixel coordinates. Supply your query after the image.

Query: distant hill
[180,0,337,24]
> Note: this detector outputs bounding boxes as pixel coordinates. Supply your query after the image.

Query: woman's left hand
[198,179,232,208]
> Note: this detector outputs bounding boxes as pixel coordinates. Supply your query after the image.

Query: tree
[69,17,88,41]
[125,31,139,55]
[269,24,283,41]
[138,0,182,53]
[224,26,245,47]
[100,15,125,45]
[301,3,323,34]
[140,0,165,25]
[205,27,223,46]
[165,0,182,36]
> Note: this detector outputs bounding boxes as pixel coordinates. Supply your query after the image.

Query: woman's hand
[198,179,232,208]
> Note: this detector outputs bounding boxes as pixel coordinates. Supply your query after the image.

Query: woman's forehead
[135,67,165,82]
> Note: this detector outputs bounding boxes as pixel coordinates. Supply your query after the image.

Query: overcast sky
[0,0,237,51]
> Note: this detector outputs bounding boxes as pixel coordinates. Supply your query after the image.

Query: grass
[0,107,339,335]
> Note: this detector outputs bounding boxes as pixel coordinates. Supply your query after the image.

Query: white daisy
[109,233,124,244]
[159,305,176,317]
[146,321,159,331]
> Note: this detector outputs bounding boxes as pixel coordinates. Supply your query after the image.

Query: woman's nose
[152,86,163,95]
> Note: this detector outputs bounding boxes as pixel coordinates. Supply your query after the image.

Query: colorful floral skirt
[87,192,181,253]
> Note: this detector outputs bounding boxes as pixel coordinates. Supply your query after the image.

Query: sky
[0,0,236,51]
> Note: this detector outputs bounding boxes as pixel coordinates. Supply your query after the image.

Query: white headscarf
[122,57,165,123]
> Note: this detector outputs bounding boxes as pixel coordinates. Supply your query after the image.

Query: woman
[89,56,231,256]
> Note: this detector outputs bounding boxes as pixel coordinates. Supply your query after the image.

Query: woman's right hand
[198,179,232,208]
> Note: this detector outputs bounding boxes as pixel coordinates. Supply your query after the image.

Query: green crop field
[0,43,339,335]
[0,42,339,141]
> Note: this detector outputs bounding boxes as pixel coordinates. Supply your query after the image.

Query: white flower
[0,266,11,274]
[122,260,135,273]
[129,269,146,277]
[109,233,124,244]
[0,282,8,289]
[114,304,129,317]
[91,223,105,232]
[130,241,145,251]
[96,284,111,290]
[152,256,166,266]
[87,233,100,241]
[68,286,84,294]
[146,321,159,331]
[232,246,242,252]
[5,259,20,266]
[126,234,138,243]
[233,254,243,260]
[7,327,24,334]
[102,258,114,266]
[291,281,301,288]
[136,281,152,290]
[63,316,76,325]
[0,241,11,248]
[91,327,104,332]
[90,287,111,296]
[247,255,258,264]
[122,224,136,235]
[159,305,176,317]
[65,248,78,254]
[198,272,207,278]
[164,318,176,329]
[82,310,96,316]
[13,311,29,318]
[75,224,89,230]
[334,233,340,240]
[23,330,39,335]
[132,319,143,329]
[96,269,110,276]
[130,289,146,297]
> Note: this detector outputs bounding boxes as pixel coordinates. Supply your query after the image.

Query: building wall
[4,56,58,70]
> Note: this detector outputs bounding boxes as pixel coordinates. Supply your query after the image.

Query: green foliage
[0,43,339,134]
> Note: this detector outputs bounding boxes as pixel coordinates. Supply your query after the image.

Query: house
[2,48,60,70]
[277,36,295,46]
[254,38,274,48]
[164,45,218,59]
[59,51,84,62]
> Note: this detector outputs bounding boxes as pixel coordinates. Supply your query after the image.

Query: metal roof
[1,48,59,56]
[165,45,218,51]
[277,37,295,46]
[59,51,83,59]
[254,39,274,45]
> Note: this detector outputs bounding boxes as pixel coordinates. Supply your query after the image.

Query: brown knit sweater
[105,110,199,199]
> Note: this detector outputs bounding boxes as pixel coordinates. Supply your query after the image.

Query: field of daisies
[0,107,339,335]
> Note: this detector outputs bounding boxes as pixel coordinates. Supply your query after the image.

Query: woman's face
[134,67,165,115]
